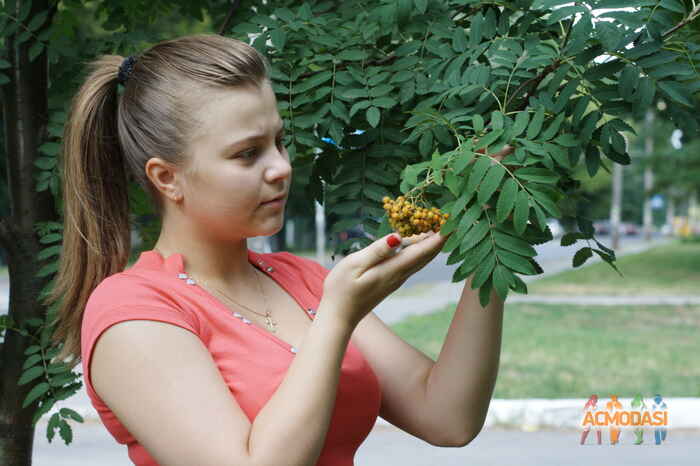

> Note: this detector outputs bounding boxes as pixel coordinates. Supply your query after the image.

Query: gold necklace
[166,249,278,333]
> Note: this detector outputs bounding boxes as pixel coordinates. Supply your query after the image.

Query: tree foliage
[231,0,700,307]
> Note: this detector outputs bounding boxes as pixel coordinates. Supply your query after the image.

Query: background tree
[1,0,699,464]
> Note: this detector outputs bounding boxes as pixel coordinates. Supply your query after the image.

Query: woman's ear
[145,157,182,203]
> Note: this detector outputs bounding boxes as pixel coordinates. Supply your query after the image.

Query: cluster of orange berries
[382,196,449,237]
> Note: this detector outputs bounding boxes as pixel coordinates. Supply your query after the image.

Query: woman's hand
[322,231,450,329]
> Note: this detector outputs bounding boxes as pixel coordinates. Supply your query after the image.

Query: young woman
[47,34,505,465]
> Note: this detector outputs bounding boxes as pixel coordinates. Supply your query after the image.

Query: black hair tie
[117,55,137,85]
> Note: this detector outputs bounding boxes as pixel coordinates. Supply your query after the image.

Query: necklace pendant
[266,316,277,333]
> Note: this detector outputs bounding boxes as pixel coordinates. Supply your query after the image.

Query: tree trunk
[0,1,60,464]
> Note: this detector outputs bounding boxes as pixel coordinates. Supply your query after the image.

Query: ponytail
[46,55,132,368]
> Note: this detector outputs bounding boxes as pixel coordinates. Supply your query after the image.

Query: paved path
[31,419,699,466]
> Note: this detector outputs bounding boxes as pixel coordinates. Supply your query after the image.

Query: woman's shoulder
[86,269,186,310]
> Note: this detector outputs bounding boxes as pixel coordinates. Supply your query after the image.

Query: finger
[358,232,403,272]
[372,230,446,277]
[396,231,448,277]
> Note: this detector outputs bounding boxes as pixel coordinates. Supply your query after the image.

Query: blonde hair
[45,34,270,368]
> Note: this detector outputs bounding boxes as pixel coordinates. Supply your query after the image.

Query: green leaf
[660,0,686,13]
[472,251,496,289]
[657,80,692,107]
[472,114,484,133]
[637,50,678,68]
[342,88,370,100]
[452,28,468,53]
[366,107,380,127]
[453,142,476,174]
[445,170,462,198]
[512,111,530,138]
[338,49,369,61]
[493,230,537,257]
[553,133,579,147]
[469,12,484,48]
[496,178,518,223]
[372,97,398,109]
[490,110,504,131]
[478,164,506,207]
[513,189,530,235]
[29,42,44,62]
[544,143,571,169]
[467,156,492,194]
[553,79,580,113]
[22,382,51,408]
[59,407,84,423]
[529,188,562,218]
[22,354,42,370]
[514,167,560,184]
[492,264,514,301]
[573,246,593,267]
[25,345,42,355]
[270,29,287,51]
[540,113,565,141]
[495,249,537,274]
[474,129,504,150]
[18,366,44,386]
[294,71,333,94]
[458,203,483,232]
[526,106,545,139]
[460,218,491,253]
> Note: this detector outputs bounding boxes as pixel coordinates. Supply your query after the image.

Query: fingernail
[386,234,401,248]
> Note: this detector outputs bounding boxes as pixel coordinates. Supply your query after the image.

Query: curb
[373,397,699,431]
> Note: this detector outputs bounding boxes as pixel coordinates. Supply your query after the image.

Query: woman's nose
[265,147,292,180]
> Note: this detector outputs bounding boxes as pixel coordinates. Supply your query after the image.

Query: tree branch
[505,60,561,112]
[662,4,700,39]
[218,0,242,36]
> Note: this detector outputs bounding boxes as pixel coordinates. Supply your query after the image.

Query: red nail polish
[386,235,400,248]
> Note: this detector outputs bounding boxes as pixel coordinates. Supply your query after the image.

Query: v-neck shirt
[80,248,382,466]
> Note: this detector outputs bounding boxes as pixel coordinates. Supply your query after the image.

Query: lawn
[391,302,700,399]
[526,239,700,296]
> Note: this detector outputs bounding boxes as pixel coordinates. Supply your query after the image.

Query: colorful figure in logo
[630,393,646,445]
[606,395,623,445]
[651,394,668,445]
[580,394,602,445]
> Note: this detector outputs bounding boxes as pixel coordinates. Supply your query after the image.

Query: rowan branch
[505,60,562,111]
[218,0,242,36]
[662,4,700,39]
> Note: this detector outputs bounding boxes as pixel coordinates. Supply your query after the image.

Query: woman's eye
[236,149,257,159]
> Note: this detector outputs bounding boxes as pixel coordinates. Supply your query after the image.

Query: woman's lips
[260,197,286,208]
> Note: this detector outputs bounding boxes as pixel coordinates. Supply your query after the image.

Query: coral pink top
[81,249,382,465]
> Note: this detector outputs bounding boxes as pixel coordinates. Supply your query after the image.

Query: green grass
[391,302,700,398]
[528,239,700,296]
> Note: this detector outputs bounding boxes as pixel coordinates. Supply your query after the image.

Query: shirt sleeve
[81,274,201,401]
